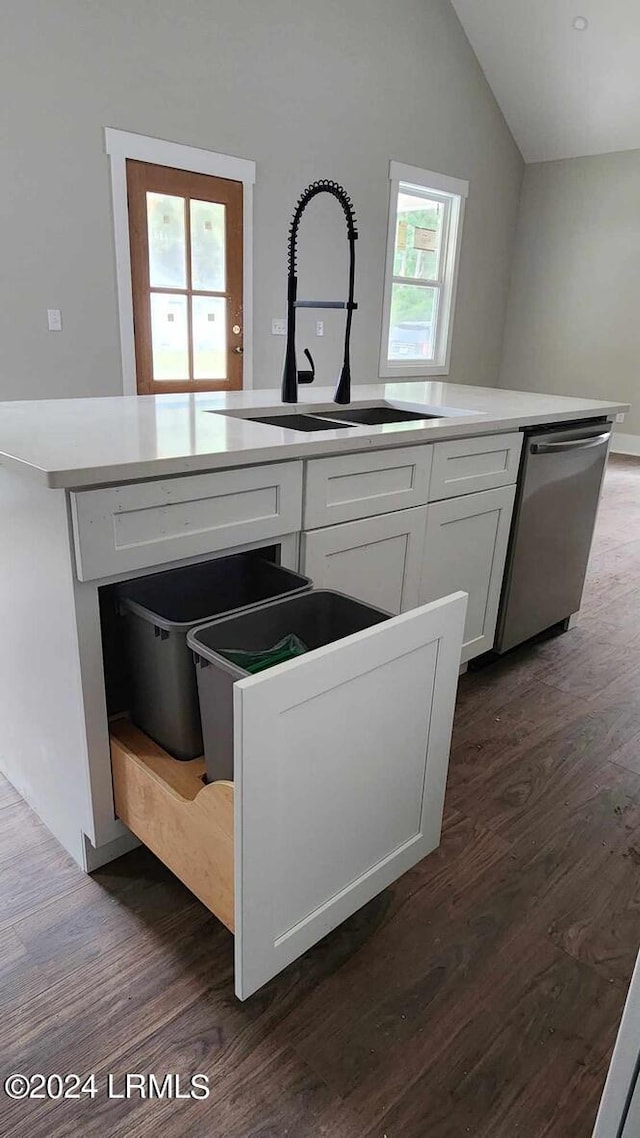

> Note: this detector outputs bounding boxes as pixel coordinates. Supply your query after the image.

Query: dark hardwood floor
[2,453,640,1137]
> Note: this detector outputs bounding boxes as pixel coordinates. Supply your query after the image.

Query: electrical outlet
[316,321,324,337]
[271,318,286,336]
[616,412,626,423]
[47,308,62,332]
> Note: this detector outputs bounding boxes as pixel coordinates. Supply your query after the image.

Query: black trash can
[187,589,390,782]
[118,554,312,760]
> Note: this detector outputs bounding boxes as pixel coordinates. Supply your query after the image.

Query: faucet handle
[298,348,316,384]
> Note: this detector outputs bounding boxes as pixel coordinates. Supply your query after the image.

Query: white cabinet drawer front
[234,590,467,998]
[71,462,303,581]
[429,432,522,500]
[304,446,432,528]
[302,508,427,614]
[420,485,516,662]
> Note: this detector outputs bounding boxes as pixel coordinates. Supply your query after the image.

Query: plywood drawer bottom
[110,720,234,932]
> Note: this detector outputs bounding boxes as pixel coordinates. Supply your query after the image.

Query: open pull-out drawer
[110,590,466,1000]
[111,723,235,930]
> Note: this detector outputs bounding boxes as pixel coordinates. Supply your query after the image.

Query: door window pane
[150,293,189,380]
[192,295,227,379]
[393,193,445,282]
[146,193,187,289]
[388,284,438,362]
[190,199,226,292]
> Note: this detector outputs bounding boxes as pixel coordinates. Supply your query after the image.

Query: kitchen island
[0,380,627,487]
[0,380,628,998]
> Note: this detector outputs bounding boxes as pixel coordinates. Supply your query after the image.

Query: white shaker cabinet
[301,506,428,614]
[301,478,518,661]
[112,590,467,999]
[420,485,516,662]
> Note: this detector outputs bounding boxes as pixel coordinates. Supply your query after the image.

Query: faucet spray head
[281,180,358,405]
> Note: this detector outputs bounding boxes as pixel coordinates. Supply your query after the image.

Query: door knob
[232,346,244,355]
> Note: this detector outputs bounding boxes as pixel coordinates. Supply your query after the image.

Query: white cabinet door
[233,591,467,999]
[420,486,516,662]
[301,507,428,615]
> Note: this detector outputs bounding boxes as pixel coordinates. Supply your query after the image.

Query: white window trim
[105,127,256,394]
[379,160,468,381]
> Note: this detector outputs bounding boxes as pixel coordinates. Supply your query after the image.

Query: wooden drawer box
[111,590,466,1000]
[303,446,432,529]
[429,433,522,501]
[70,462,303,581]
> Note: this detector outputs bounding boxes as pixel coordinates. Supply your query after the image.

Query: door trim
[105,128,256,394]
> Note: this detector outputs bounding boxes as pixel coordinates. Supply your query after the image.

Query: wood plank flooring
[2,453,640,1137]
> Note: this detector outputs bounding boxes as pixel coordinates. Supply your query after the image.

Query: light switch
[271,318,286,336]
[47,309,62,332]
[316,321,324,337]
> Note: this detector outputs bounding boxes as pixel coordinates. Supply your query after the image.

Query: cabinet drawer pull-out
[71,462,303,581]
[430,433,522,500]
[111,590,466,1000]
[304,446,432,529]
[111,721,234,931]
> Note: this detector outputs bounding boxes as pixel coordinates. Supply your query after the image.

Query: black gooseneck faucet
[281,180,358,405]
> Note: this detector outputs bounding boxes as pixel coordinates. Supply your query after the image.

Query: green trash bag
[218,633,309,675]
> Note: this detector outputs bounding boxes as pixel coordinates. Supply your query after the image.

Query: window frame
[105,128,256,394]
[379,161,469,381]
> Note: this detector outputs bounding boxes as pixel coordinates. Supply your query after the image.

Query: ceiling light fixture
[572,15,589,30]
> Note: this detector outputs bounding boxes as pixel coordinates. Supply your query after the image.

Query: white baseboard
[611,432,640,456]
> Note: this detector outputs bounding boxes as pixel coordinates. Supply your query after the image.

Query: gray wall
[1,0,522,400]
[500,150,640,439]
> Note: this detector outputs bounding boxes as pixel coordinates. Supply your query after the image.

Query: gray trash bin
[187,589,390,782]
[118,554,312,760]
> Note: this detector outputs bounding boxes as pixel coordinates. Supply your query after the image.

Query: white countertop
[0,382,628,489]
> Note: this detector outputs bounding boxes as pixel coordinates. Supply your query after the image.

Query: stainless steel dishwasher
[494,418,612,654]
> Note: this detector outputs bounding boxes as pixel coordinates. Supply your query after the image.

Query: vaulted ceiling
[451,0,640,162]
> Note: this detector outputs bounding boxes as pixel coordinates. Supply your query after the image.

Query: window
[127,161,244,394]
[380,161,468,379]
